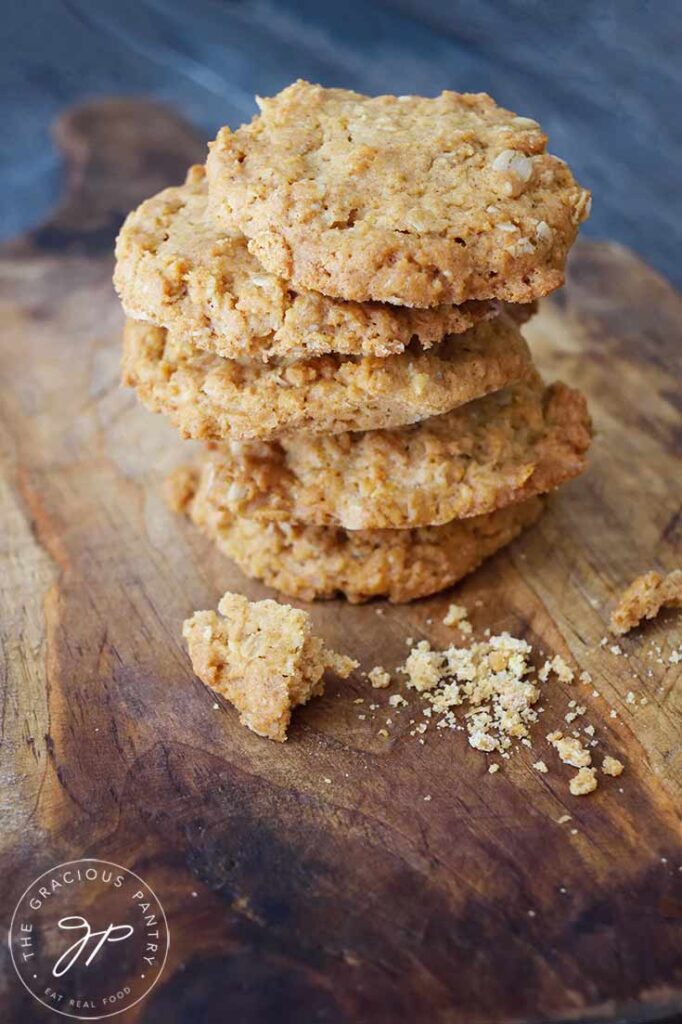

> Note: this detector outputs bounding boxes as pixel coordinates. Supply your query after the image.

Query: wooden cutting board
[1,100,680,1024]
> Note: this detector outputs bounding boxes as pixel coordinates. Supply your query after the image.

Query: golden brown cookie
[207,81,590,307]
[196,373,591,529]
[122,315,533,441]
[167,465,544,604]
[114,165,497,362]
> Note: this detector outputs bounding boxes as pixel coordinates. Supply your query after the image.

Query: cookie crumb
[443,604,470,628]
[368,666,391,689]
[601,756,624,777]
[550,655,575,683]
[539,654,574,684]
[547,731,592,768]
[569,766,598,796]
[401,641,447,692]
[610,569,682,635]
[532,760,548,773]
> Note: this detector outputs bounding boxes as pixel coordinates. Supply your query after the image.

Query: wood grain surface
[1,100,681,1024]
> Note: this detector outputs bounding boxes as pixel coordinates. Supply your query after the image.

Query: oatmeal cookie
[183,590,357,741]
[115,165,497,362]
[198,373,590,529]
[168,465,544,603]
[207,81,590,306]
[122,315,533,441]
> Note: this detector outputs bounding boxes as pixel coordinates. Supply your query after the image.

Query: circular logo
[9,859,170,1020]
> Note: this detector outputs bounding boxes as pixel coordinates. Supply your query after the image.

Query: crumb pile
[115,80,591,604]
[369,604,625,797]
[401,633,542,752]
[183,591,357,741]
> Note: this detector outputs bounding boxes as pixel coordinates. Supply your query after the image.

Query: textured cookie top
[169,464,544,604]
[207,80,591,307]
[115,166,495,362]
[122,315,533,441]
[200,374,591,529]
[183,591,356,740]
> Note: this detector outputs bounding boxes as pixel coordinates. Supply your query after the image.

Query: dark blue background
[3,0,681,285]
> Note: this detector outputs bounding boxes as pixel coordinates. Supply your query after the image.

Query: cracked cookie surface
[207,80,590,307]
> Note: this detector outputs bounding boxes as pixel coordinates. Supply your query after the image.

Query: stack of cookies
[115,81,592,604]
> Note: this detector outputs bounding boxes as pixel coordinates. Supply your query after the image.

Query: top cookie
[114,166,495,362]
[207,81,591,307]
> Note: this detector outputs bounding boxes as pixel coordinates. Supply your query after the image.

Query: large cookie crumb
[610,569,682,635]
[546,731,592,769]
[183,591,357,741]
[368,666,391,689]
